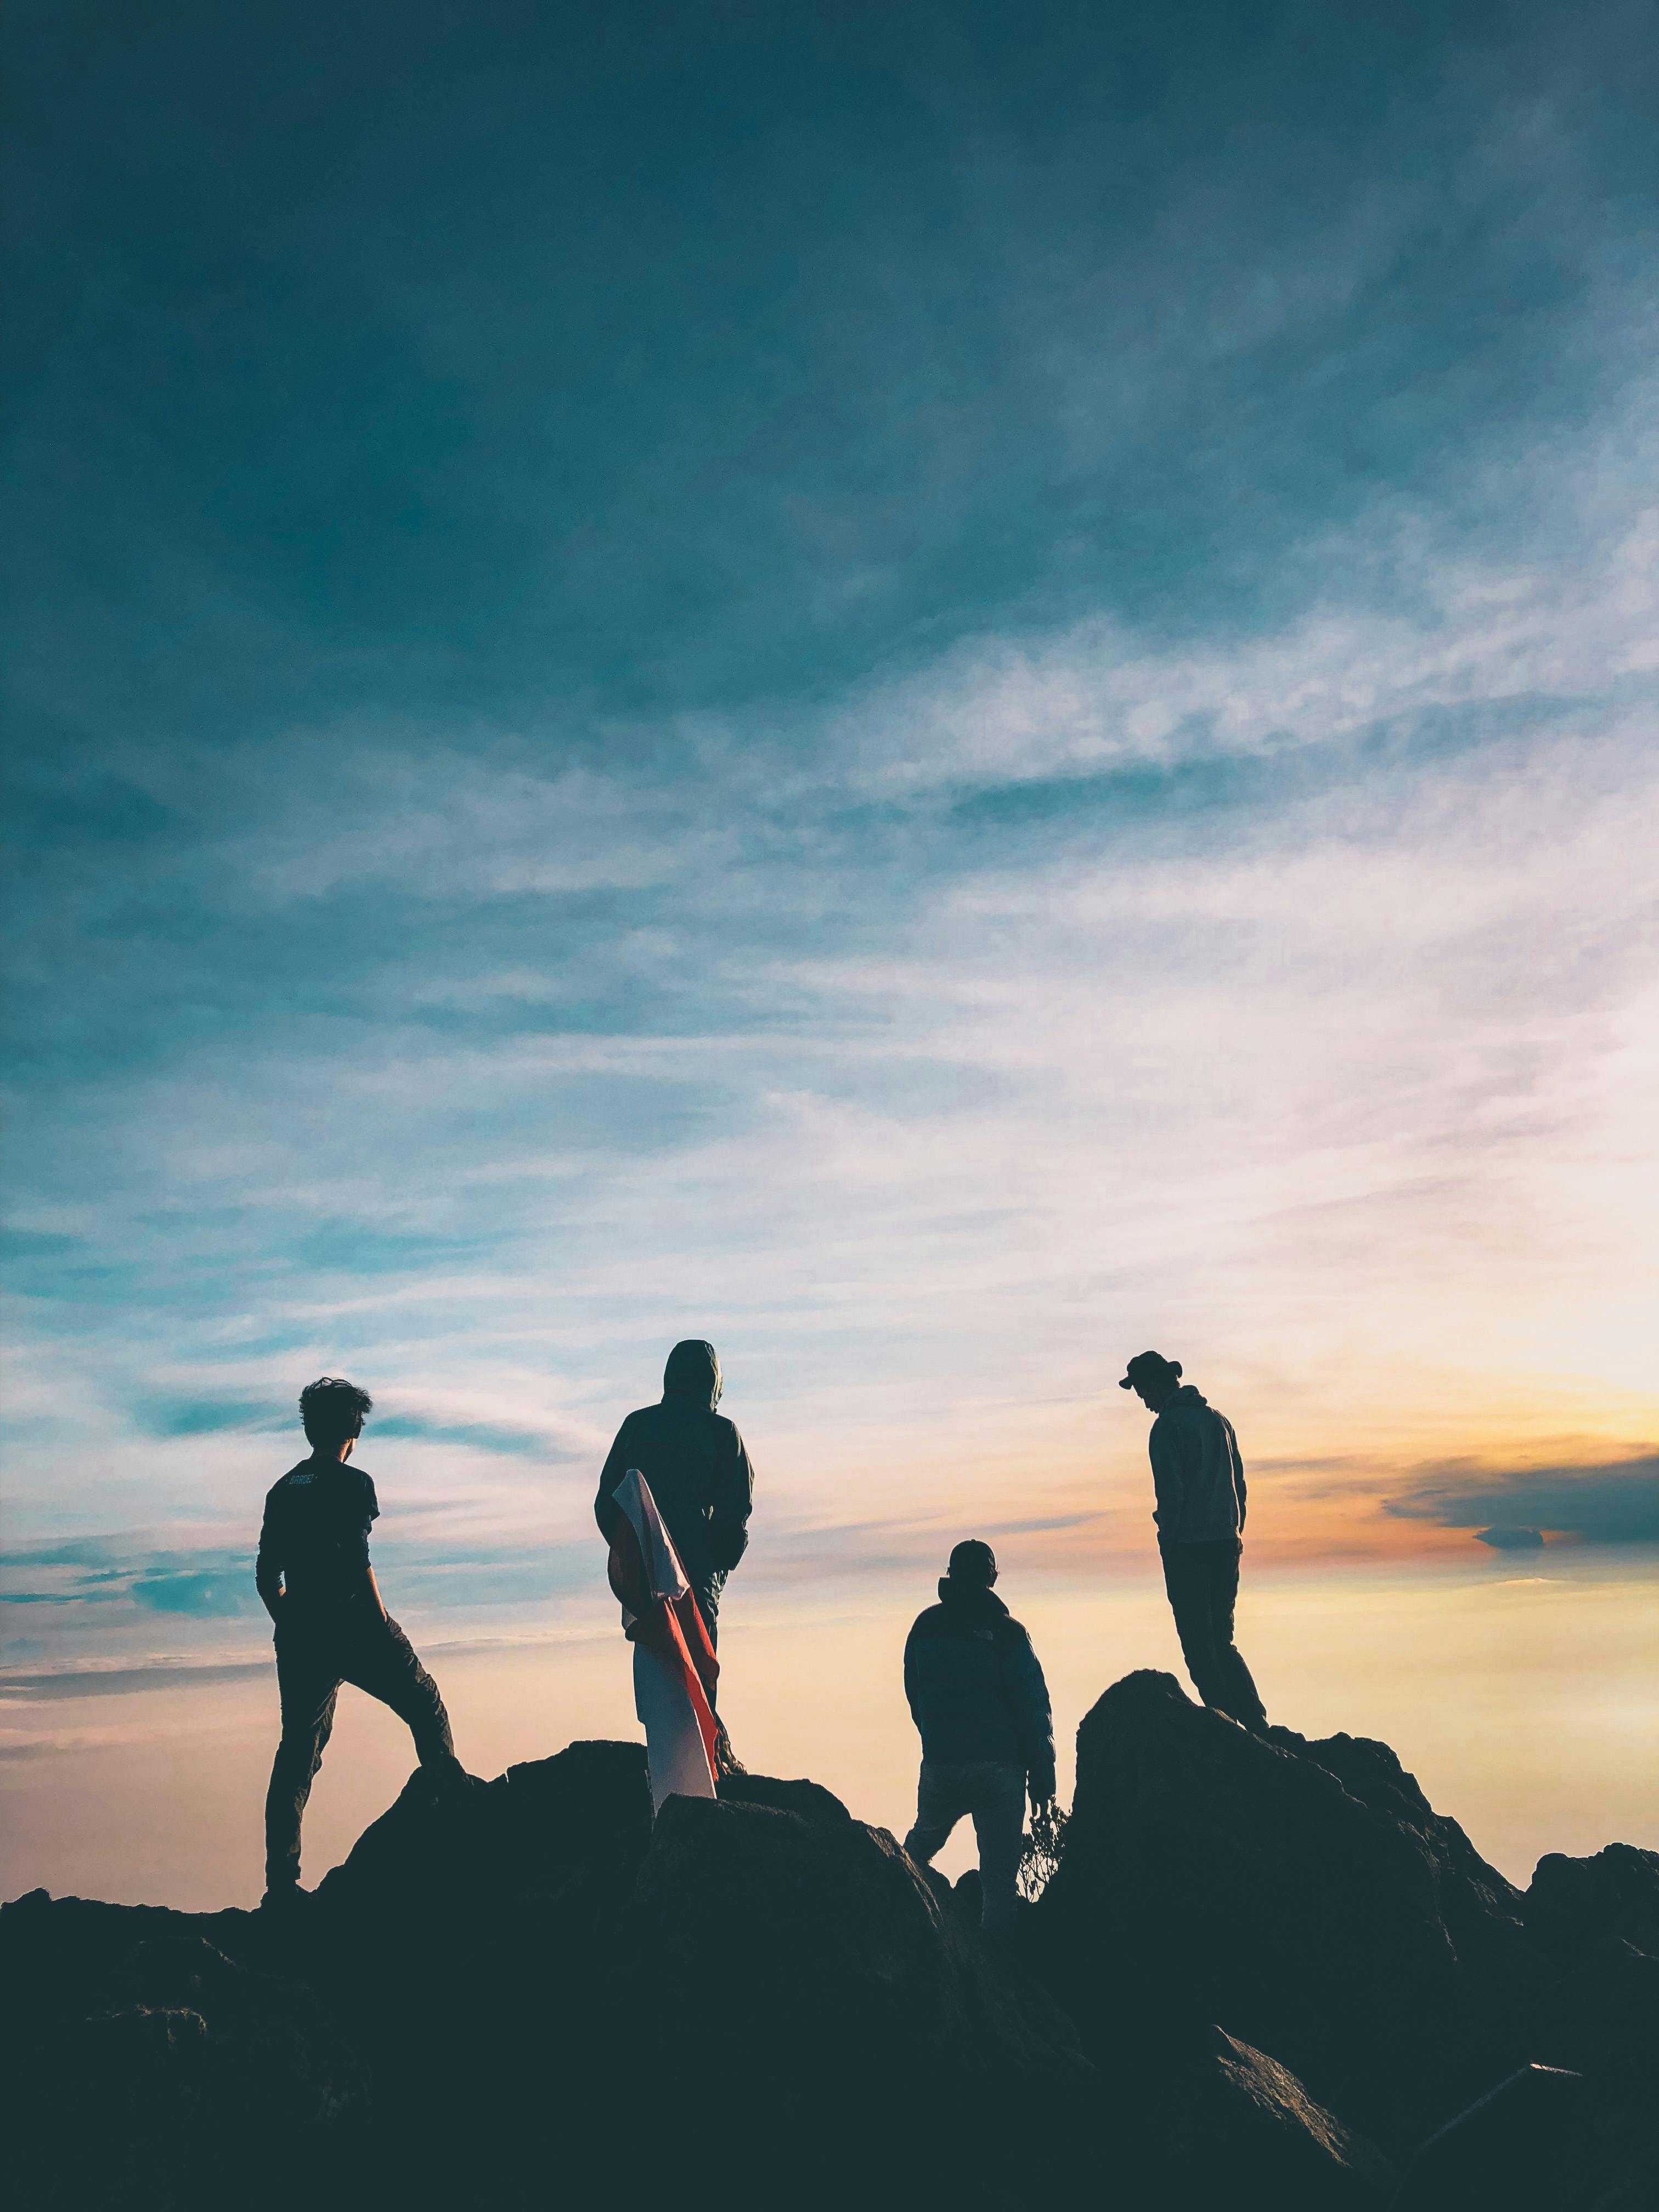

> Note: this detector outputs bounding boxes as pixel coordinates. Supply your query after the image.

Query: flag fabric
[608,1467,721,1812]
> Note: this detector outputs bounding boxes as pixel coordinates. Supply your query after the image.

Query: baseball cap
[1119,1350,1183,1390]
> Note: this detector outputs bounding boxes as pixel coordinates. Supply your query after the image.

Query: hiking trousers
[265,1612,456,1888]
[904,1758,1026,1929]
[1160,1536,1268,1729]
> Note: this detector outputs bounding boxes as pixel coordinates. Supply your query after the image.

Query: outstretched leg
[265,1634,341,1893]
[343,1616,459,1773]
[904,1759,966,1868]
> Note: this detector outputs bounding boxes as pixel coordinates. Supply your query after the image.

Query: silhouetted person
[902,1539,1055,1931]
[256,1376,461,1908]
[1121,1350,1268,1730]
[594,1339,755,1656]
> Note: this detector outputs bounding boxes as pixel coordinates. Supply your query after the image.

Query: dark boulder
[0,1888,367,2211]
[1511,1844,1659,2205]
[1401,2064,1593,2210]
[1524,1843,1659,1959]
[315,1736,653,1921]
[716,1766,855,1826]
[1035,1669,1521,2152]
[1167,2027,1396,2208]
[634,1782,1089,2207]
[5,1701,1652,2212]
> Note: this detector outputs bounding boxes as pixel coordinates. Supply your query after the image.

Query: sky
[3,0,1657,1905]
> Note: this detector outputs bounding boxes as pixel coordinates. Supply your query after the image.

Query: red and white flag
[608,1468,720,1812]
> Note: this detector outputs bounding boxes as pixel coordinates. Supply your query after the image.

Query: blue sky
[4,1,1658,1684]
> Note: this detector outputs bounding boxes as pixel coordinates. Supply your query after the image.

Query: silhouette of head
[300,1375,373,1454]
[1119,1351,1183,1413]
[664,1339,723,1410]
[945,1539,998,1588]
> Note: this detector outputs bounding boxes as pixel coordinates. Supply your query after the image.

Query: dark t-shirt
[257,1457,379,1620]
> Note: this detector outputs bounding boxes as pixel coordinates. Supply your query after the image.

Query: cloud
[0,1541,117,1570]
[0,1660,272,1701]
[130,1570,257,1617]
[3,0,1658,1664]
[1385,1454,1659,1545]
[369,1414,578,1460]
[137,1398,283,1438]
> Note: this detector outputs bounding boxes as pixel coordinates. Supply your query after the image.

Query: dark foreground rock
[1036,1670,1658,2203]
[4,1686,1654,2211]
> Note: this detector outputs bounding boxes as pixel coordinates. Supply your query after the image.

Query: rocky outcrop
[4,1688,1653,2210]
[1035,1669,1657,2201]
[1525,1842,1659,1957]
[2,1891,369,2210]
[1036,1671,1522,2147]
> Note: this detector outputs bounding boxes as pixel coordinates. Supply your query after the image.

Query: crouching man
[256,1375,463,1908]
[902,1539,1055,1931]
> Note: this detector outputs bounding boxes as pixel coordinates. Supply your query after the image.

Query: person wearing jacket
[1121,1350,1268,1730]
[256,1376,463,1908]
[594,1339,755,1653]
[901,1540,1055,1931]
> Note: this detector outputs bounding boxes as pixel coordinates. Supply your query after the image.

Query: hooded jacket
[902,1582,1056,1795]
[594,1341,755,1613]
[1149,1384,1247,1544]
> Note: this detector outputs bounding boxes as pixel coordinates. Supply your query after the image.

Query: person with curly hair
[255,1376,463,1907]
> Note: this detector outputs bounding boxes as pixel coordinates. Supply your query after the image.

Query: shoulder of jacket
[995,1613,1035,1647]
[712,1412,741,1441]
[908,1604,951,1638]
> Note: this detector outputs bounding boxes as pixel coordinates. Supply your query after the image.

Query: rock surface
[5,1683,1654,2210]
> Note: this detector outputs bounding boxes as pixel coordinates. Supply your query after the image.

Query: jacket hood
[937,1579,1008,1615]
[1161,1383,1209,1415]
[663,1339,722,1409]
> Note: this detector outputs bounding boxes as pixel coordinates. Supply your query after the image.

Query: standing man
[1120,1350,1268,1730]
[902,1539,1055,1932]
[594,1340,755,1654]
[256,1376,462,1908]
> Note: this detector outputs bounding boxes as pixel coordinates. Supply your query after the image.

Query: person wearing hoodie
[1121,1350,1268,1730]
[594,1339,755,1652]
[901,1540,1055,1931]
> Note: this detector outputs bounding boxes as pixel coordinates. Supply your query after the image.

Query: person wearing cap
[1121,1350,1268,1730]
[901,1540,1056,1931]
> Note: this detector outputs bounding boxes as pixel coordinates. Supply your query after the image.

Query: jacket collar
[937,1579,1008,1616]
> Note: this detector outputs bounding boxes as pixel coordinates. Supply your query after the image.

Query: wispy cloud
[1385,1454,1659,1547]
[3,0,1657,1693]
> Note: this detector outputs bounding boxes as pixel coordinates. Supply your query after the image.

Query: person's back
[901,1541,1054,1931]
[259,1452,383,1620]
[1149,1383,1246,1544]
[594,1339,754,1643]
[905,1580,1044,1770]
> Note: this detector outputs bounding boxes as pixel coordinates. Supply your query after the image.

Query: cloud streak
[3,0,1657,1690]
[1385,1455,1659,1547]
